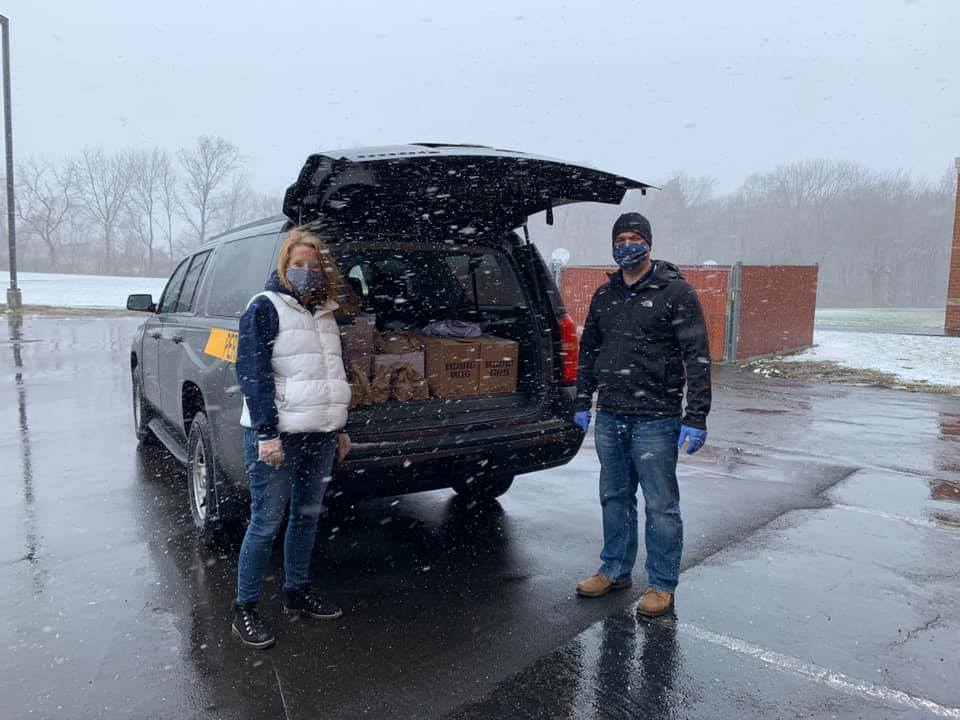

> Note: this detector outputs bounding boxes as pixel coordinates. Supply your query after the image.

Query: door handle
[150,332,161,340]
[171,335,184,344]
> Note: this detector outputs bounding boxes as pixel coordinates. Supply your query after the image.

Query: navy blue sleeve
[672,281,712,430]
[236,296,280,440]
[574,291,603,411]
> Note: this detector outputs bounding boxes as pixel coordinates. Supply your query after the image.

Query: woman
[233,226,353,649]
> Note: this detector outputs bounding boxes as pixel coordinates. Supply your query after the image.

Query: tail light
[557,313,579,385]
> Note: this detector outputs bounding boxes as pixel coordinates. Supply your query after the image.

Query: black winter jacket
[574,261,712,429]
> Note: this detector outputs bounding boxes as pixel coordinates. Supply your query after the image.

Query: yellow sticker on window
[204,328,239,363]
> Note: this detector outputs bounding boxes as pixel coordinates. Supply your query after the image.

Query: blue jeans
[236,429,337,604]
[595,410,682,592]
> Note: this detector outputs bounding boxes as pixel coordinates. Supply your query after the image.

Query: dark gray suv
[127,144,649,540]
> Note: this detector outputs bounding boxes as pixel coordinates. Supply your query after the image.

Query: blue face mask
[285,267,327,297]
[613,242,650,271]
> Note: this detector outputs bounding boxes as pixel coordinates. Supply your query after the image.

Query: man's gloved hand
[677,425,707,455]
[574,410,591,433]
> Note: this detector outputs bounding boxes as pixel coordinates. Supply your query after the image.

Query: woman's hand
[336,433,352,462]
[258,438,284,467]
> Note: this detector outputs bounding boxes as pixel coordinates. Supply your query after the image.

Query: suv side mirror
[127,294,156,313]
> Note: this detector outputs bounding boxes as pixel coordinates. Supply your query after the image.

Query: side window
[473,253,525,306]
[157,258,190,315]
[205,234,282,317]
[347,265,369,297]
[444,252,525,307]
[173,250,212,314]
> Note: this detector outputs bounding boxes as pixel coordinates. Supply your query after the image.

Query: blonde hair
[276,226,347,306]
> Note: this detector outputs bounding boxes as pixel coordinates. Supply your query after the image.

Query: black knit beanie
[612,212,652,246]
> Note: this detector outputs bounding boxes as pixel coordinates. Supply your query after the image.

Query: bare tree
[125,147,171,273]
[157,156,179,270]
[15,156,76,268]
[76,147,132,271]
[178,135,242,244]
[251,192,283,220]
[215,170,255,235]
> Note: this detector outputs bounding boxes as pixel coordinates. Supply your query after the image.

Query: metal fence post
[1,14,20,311]
[550,261,562,290]
[723,262,742,363]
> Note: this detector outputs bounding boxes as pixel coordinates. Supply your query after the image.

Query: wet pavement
[2,314,959,719]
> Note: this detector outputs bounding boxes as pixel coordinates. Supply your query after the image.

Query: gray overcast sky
[7,0,959,194]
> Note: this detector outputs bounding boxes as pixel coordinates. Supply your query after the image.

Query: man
[573,212,711,618]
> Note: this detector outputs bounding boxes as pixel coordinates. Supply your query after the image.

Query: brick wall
[680,267,730,362]
[560,265,729,361]
[946,159,960,336]
[560,266,616,331]
[559,263,818,363]
[736,265,818,360]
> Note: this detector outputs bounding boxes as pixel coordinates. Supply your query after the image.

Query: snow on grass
[783,329,960,388]
[815,308,943,332]
[1,271,168,309]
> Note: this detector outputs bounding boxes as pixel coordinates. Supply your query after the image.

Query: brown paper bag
[369,362,430,403]
[375,331,425,355]
[347,364,371,409]
[391,364,429,401]
[369,364,394,405]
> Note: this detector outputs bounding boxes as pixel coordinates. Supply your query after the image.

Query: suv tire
[452,474,514,500]
[187,411,238,546]
[132,366,158,447]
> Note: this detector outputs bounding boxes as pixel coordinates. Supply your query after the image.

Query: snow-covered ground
[0,271,168,309]
[3,274,958,390]
[815,307,943,335]
[784,329,960,386]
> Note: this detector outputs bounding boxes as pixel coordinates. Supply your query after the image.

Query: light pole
[1,15,20,311]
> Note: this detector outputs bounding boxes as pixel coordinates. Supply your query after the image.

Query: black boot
[283,585,343,620]
[232,602,276,649]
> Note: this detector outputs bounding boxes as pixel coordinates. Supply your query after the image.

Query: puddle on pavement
[829,469,960,531]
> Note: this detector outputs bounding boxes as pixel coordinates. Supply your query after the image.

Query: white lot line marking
[270,659,292,720]
[678,623,960,718]
[833,503,960,532]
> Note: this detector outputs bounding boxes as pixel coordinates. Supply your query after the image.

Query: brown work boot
[636,588,674,618]
[576,573,632,598]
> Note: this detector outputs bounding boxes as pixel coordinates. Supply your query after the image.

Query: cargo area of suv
[331,240,547,434]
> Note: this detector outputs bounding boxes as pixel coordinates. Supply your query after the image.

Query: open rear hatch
[282,145,651,438]
[282,143,652,237]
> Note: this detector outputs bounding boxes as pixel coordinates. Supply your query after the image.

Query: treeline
[1,135,281,277]
[535,159,957,307]
[2,146,956,306]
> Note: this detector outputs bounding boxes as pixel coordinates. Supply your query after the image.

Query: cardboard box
[422,336,481,398]
[374,351,425,378]
[340,314,376,378]
[477,335,519,394]
[340,314,375,352]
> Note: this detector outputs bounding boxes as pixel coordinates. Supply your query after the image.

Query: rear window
[204,234,281,317]
[335,244,525,319]
[443,252,525,307]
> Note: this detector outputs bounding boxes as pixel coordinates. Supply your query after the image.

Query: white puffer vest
[240,291,351,434]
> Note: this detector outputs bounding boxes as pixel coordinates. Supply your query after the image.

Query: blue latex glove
[678,425,707,454]
[574,410,591,433]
